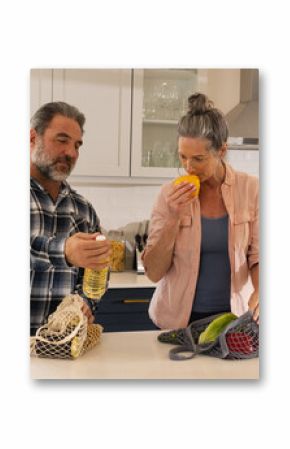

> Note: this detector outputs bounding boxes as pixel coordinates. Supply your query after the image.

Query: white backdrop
[1,1,288,448]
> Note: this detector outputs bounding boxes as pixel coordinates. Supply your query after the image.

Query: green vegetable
[198,313,237,344]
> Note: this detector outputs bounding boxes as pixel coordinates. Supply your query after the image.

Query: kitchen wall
[198,69,241,114]
[71,182,160,231]
[71,149,259,231]
[56,68,258,232]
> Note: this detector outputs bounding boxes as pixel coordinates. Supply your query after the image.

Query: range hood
[226,69,259,146]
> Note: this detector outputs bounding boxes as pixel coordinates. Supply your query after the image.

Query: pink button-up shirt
[143,163,259,329]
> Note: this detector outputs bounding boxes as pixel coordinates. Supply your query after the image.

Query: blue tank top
[192,215,231,313]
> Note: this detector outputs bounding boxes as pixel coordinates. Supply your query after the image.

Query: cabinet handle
[123,299,150,303]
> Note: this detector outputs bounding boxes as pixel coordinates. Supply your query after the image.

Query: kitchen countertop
[109,271,156,289]
[31,330,259,380]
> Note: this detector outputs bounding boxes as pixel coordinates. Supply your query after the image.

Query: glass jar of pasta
[108,230,126,272]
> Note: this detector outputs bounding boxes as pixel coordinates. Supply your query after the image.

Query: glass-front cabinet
[131,69,205,177]
[31,68,252,180]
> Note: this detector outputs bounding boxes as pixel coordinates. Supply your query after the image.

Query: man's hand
[81,300,94,324]
[65,232,112,269]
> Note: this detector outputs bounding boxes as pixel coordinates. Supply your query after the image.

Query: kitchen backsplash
[71,183,160,231]
[227,149,259,178]
[71,149,259,231]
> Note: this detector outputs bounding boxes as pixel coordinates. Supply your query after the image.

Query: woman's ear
[219,143,227,159]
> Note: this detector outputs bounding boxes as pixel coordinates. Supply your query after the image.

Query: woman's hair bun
[178,91,229,150]
[187,93,214,115]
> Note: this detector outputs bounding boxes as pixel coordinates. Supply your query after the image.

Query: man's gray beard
[31,140,75,182]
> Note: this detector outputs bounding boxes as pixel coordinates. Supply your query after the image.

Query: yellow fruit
[173,175,200,197]
[71,336,82,359]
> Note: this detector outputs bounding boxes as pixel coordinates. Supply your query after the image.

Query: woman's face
[178,136,224,183]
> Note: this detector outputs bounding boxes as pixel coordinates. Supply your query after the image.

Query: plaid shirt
[30,177,100,335]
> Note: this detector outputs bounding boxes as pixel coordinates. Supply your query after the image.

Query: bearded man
[30,102,111,335]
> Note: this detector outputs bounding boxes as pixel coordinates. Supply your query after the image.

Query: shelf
[69,175,173,186]
[143,119,179,125]
[144,68,198,80]
[228,145,259,151]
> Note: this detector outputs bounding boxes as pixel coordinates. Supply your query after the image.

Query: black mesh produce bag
[158,311,259,361]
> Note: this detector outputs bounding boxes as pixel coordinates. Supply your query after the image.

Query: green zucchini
[198,313,237,344]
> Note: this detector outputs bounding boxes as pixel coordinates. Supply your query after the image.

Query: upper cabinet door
[131,69,202,178]
[30,69,53,115]
[52,69,132,177]
[130,69,243,178]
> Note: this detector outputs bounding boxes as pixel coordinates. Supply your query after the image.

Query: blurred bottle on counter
[82,235,110,300]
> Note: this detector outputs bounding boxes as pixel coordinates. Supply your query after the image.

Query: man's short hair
[30,101,85,135]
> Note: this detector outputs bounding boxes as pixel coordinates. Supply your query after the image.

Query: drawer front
[97,288,155,313]
[95,312,159,332]
[93,287,156,332]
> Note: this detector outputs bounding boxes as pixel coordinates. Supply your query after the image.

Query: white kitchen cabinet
[30,69,132,178]
[52,69,132,177]
[131,69,201,178]
[30,69,53,115]
[30,68,258,181]
[30,69,202,180]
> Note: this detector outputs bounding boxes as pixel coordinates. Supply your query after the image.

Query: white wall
[227,149,259,178]
[207,69,241,114]
[70,149,259,231]
[70,182,161,231]
[197,69,240,114]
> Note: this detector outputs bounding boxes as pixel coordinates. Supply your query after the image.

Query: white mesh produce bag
[30,294,103,359]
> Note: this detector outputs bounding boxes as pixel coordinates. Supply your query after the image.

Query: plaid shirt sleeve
[31,234,69,270]
[30,179,100,335]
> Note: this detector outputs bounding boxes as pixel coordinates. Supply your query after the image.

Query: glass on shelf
[167,82,181,120]
[142,142,180,168]
[165,142,180,168]
[143,85,161,119]
[143,79,183,122]
[156,82,170,120]
[180,97,189,116]
[140,69,200,170]
[142,148,153,167]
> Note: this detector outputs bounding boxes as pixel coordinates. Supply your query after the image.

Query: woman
[142,93,259,330]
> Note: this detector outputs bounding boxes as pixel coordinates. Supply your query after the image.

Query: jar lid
[96,235,106,242]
